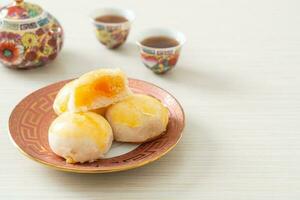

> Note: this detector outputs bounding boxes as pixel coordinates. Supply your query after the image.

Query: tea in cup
[90,8,135,49]
[136,28,186,74]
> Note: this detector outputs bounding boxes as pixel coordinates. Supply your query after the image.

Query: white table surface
[1,0,300,199]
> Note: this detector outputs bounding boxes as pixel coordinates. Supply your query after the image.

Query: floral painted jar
[0,0,63,69]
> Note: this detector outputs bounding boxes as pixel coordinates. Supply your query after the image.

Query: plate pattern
[9,79,185,173]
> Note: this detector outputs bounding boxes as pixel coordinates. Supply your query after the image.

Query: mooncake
[106,94,169,143]
[48,112,113,163]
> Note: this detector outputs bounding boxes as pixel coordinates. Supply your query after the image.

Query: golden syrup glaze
[49,112,111,152]
[107,94,169,128]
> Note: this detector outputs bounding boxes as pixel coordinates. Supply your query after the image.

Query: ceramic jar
[0,0,64,69]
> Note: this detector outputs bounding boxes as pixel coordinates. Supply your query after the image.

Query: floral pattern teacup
[136,28,186,74]
[90,8,135,49]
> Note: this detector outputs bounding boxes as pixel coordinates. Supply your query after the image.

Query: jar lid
[0,0,43,20]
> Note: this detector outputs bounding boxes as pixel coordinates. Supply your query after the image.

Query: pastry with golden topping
[53,80,107,116]
[105,94,169,143]
[68,68,131,113]
[48,112,113,163]
[53,81,74,115]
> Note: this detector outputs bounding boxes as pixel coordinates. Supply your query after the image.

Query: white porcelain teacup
[90,8,135,49]
[136,28,186,74]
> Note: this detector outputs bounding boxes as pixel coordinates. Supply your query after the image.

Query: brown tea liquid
[95,15,128,23]
[141,36,179,48]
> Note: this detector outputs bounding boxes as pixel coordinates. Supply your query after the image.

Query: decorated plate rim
[8,78,185,173]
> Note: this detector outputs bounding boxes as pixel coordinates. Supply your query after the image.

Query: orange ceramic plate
[8,78,185,173]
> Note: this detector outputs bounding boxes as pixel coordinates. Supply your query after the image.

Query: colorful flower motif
[24,3,42,17]
[141,52,180,74]
[112,29,128,41]
[96,28,129,49]
[7,6,27,19]
[39,56,49,63]
[47,37,57,49]
[96,30,110,44]
[5,3,42,19]
[21,33,38,48]
[49,53,57,60]
[35,28,45,36]
[0,32,21,42]
[168,54,179,66]
[0,16,63,69]
[49,24,61,34]
[25,51,37,61]
[0,41,24,65]
[40,45,53,57]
